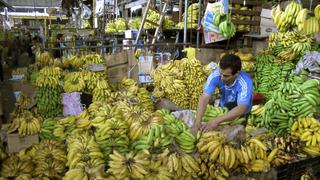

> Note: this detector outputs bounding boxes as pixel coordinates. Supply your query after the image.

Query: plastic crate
[276,156,320,180]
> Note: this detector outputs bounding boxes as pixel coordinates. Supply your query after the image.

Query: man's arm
[192,93,211,134]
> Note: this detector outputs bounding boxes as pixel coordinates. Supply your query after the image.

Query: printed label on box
[88,64,106,72]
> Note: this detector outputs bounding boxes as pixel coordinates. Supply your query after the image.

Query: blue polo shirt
[203,68,253,114]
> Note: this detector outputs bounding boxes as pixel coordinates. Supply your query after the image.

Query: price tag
[139,74,153,83]
[88,64,106,72]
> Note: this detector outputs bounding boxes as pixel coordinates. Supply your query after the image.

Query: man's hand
[201,119,220,132]
[191,122,201,135]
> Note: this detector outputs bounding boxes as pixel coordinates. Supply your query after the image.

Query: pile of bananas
[36,66,63,118]
[256,78,320,134]
[105,18,127,33]
[214,13,236,38]
[35,51,54,66]
[268,31,314,56]
[291,117,320,156]
[129,17,141,29]
[163,16,175,29]
[8,110,41,136]
[0,154,34,178]
[296,7,320,34]
[254,53,295,99]
[107,150,150,179]
[89,102,130,158]
[64,55,83,68]
[29,140,67,178]
[152,58,212,109]
[235,52,255,72]
[176,3,199,29]
[271,2,302,32]
[53,116,77,140]
[66,132,104,169]
[113,78,154,111]
[229,5,251,32]
[131,124,172,153]
[315,4,320,20]
[162,112,196,153]
[92,79,112,101]
[40,118,57,140]
[63,71,86,93]
[197,131,273,176]
[126,107,162,140]
[13,93,32,114]
[64,164,107,180]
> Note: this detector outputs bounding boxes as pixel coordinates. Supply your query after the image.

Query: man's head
[219,54,242,85]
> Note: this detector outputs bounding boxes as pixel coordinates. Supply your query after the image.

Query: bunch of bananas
[315,4,320,20]
[35,51,54,66]
[13,93,32,114]
[82,53,105,66]
[256,78,320,134]
[0,154,34,178]
[144,160,172,180]
[214,13,236,38]
[275,49,297,64]
[105,18,127,33]
[291,117,320,156]
[295,8,320,34]
[88,102,130,158]
[63,71,86,93]
[254,54,294,99]
[152,58,211,109]
[105,21,117,33]
[8,110,41,136]
[126,108,162,140]
[163,16,175,29]
[92,79,112,101]
[200,105,246,125]
[53,116,77,140]
[66,133,104,169]
[40,118,57,140]
[161,149,200,179]
[0,145,7,161]
[84,71,108,92]
[128,17,141,29]
[31,140,67,178]
[64,55,83,68]
[268,31,314,56]
[271,2,302,32]
[107,150,150,179]
[197,132,237,170]
[115,78,154,111]
[176,3,199,29]
[36,66,63,118]
[131,124,173,153]
[64,165,108,180]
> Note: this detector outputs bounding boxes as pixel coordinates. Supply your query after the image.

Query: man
[54,34,65,59]
[192,54,253,133]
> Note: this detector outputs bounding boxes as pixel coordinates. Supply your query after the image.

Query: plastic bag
[294,51,320,74]
[62,92,84,116]
[81,4,92,19]
[171,110,195,128]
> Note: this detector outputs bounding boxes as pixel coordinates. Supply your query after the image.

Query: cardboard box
[260,26,277,36]
[108,64,129,84]
[10,81,36,108]
[104,51,128,68]
[7,133,39,153]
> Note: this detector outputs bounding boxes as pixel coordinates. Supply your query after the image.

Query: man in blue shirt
[192,54,253,133]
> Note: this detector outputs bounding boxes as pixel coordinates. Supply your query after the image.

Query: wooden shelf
[230,9,261,16]
[232,20,260,25]
[231,0,262,6]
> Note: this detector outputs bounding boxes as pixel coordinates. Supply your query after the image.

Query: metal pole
[183,0,188,48]
[196,0,202,49]
[115,0,118,18]
[178,0,183,23]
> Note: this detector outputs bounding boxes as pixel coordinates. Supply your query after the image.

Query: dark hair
[219,54,242,75]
